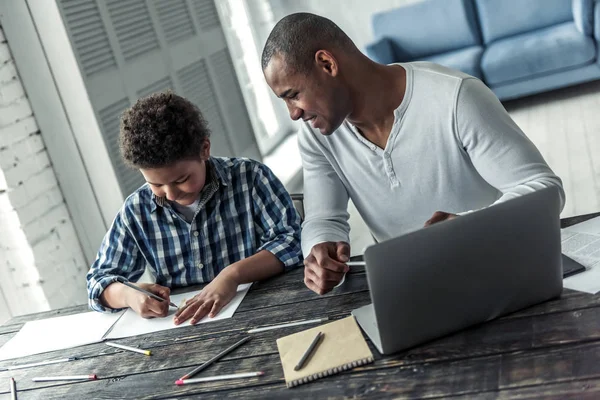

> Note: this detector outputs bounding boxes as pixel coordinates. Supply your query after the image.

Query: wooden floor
[349,79,600,255]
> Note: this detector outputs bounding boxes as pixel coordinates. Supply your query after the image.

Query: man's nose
[287,103,302,121]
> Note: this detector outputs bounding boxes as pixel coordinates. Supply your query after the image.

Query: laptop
[352,187,563,355]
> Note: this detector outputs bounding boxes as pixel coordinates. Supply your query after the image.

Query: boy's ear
[201,139,211,160]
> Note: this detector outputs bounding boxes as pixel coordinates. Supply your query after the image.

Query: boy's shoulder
[120,183,155,217]
[210,156,272,184]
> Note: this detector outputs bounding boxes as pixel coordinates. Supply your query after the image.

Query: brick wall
[0,26,88,324]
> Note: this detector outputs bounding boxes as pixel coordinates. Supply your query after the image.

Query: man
[261,13,565,296]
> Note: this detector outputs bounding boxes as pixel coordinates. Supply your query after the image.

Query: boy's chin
[174,195,198,206]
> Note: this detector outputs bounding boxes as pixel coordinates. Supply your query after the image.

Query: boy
[86,91,302,325]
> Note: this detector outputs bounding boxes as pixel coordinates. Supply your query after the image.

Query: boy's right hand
[124,283,171,318]
[304,241,350,295]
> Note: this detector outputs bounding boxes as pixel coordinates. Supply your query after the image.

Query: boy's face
[140,141,211,206]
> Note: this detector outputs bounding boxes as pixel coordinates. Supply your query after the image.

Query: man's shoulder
[407,61,471,82]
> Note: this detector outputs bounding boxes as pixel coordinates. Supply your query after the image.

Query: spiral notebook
[276,316,374,388]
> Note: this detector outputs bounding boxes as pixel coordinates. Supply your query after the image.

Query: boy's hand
[125,283,171,319]
[173,275,238,325]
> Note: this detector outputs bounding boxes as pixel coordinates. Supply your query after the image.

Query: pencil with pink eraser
[175,371,264,385]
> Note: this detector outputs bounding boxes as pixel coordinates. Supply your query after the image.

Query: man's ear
[201,138,211,160]
[315,50,338,77]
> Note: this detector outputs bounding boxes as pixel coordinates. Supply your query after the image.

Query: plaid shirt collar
[150,157,230,212]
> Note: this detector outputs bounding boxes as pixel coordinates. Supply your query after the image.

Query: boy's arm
[173,167,301,325]
[173,250,283,325]
[86,210,147,312]
[251,162,303,271]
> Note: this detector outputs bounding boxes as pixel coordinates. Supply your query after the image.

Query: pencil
[0,357,78,371]
[105,342,151,356]
[294,332,324,371]
[247,317,329,333]
[116,277,178,308]
[179,337,251,380]
[32,374,97,382]
[9,377,16,400]
[346,261,365,267]
[175,371,264,385]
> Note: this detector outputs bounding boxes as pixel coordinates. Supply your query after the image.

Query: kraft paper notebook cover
[276,316,374,388]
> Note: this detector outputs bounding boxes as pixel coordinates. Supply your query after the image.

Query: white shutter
[54,0,260,197]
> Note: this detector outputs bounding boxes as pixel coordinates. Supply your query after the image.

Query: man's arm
[455,78,566,211]
[298,122,352,255]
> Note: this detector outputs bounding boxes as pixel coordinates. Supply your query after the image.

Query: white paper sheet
[562,216,600,294]
[105,283,252,339]
[0,312,123,361]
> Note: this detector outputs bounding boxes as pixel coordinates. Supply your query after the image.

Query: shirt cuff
[88,275,127,313]
[456,210,475,216]
[301,231,350,259]
[258,238,303,271]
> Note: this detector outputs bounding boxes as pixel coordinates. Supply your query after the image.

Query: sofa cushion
[423,46,484,79]
[481,22,596,85]
[475,0,572,43]
[372,0,481,59]
[573,0,595,35]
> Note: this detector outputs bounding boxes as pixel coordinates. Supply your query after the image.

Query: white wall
[270,0,423,51]
[0,25,88,324]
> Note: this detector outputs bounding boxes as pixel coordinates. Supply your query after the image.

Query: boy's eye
[175,177,189,184]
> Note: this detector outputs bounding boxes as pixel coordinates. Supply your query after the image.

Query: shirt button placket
[191,227,203,273]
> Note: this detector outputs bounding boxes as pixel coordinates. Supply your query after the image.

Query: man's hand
[125,283,171,319]
[424,211,458,227]
[304,241,350,295]
[173,274,238,325]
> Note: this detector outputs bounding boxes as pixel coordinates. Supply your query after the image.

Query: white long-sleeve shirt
[298,62,565,256]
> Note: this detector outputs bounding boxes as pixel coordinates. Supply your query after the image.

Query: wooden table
[1,214,599,399]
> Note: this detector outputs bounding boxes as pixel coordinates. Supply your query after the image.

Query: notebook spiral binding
[287,356,375,388]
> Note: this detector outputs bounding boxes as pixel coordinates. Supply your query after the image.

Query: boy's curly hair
[119,91,210,169]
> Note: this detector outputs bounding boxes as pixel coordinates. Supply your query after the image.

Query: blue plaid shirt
[87,157,302,312]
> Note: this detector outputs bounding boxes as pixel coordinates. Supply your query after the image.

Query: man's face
[140,141,210,206]
[264,54,350,135]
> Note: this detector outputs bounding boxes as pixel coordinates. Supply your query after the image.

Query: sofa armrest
[573,0,595,36]
[595,0,600,42]
[365,37,396,65]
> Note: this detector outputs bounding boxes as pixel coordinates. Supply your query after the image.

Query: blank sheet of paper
[105,283,252,339]
[0,312,124,361]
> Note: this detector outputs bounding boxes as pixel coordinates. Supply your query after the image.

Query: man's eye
[289,93,299,100]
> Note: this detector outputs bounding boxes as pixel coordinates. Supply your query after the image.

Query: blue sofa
[366,0,600,101]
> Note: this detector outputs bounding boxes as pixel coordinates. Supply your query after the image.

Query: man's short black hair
[261,13,355,74]
[120,90,210,169]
